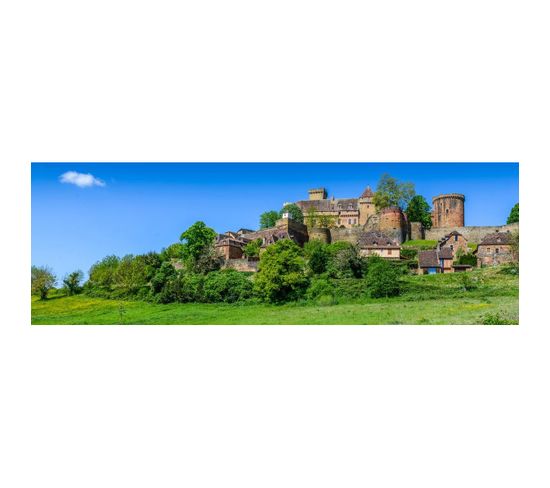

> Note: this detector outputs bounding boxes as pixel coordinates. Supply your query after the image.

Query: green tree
[507,203,519,224]
[203,270,254,303]
[318,213,336,228]
[405,195,432,229]
[161,242,185,260]
[304,240,329,275]
[243,238,263,258]
[326,242,364,278]
[372,173,415,210]
[260,210,279,229]
[366,256,401,298]
[180,221,217,262]
[279,203,304,223]
[253,239,308,303]
[88,255,120,289]
[63,270,84,296]
[31,265,56,300]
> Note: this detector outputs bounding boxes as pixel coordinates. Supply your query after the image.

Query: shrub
[88,255,120,289]
[331,278,369,300]
[500,263,519,275]
[254,239,308,303]
[306,276,335,301]
[326,242,364,278]
[400,248,417,260]
[459,273,478,291]
[480,313,518,325]
[366,256,401,298]
[456,253,477,266]
[243,238,263,258]
[304,240,329,275]
[203,270,253,303]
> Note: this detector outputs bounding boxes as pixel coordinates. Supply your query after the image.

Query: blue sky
[32,163,519,279]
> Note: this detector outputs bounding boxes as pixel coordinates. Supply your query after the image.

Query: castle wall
[309,227,331,244]
[425,223,518,243]
[329,227,363,245]
[378,207,408,243]
[409,222,424,240]
[222,258,259,273]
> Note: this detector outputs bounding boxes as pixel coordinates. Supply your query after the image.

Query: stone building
[432,193,465,228]
[295,186,375,229]
[358,231,400,259]
[475,231,516,267]
[438,231,468,257]
[418,247,454,274]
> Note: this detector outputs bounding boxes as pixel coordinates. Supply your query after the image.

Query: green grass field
[31,267,519,325]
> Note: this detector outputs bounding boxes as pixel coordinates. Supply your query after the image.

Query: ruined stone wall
[409,222,424,241]
[425,223,519,243]
[329,227,363,245]
[222,258,259,273]
[309,227,331,244]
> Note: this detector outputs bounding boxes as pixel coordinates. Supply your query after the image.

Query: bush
[366,256,401,298]
[500,263,519,275]
[331,278,369,300]
[88,255,120,289]
[254,239,308,303]
[456,253,477,266]
[480,312,518,325]
[304,240,329,275]
[306,276,335,300]
[459,273,478,291]
[326,242,364,278]
[400,248,417,260]
[203,270,253,303]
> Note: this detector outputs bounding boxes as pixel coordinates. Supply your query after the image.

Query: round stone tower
[378,206,407,243]
[431,193,465,228]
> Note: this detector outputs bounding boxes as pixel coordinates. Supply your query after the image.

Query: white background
[1,1,549,487]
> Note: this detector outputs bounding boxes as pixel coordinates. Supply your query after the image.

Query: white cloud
[59,171,106,188]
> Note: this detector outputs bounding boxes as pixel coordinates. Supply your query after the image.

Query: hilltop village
[215,186,519,274]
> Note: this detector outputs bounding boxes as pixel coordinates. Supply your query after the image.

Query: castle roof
[439,247,454,259]
[296,198,358,212]
[360,186,374,198]
[479,231,513,246]
[358,231,399,249]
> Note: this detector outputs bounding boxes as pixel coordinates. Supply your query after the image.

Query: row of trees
[33,218,404,303]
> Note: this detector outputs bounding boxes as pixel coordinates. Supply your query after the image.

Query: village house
[438,231,468,257]
[358,231,401,259]
[475,231,516,267]
[418,247,454,274]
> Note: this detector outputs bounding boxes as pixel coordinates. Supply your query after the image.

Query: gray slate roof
[479,231,513,245]
[358,231,399,248]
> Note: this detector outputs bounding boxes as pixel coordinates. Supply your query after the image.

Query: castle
[215,185,518,272]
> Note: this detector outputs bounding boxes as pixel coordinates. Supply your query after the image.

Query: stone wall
[329,227,363,245]
[222,258,259,273]
[409,222,424,241]
[425,223,519,243]
[309,227,331,244]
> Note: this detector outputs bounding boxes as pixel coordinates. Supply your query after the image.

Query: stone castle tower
[358,186,375,226]
[432,193,465,228]
[308,188,327,200]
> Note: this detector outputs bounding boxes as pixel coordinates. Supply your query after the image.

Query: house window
[348,219,351,225]
[353,218,357,224]
[454,235,458,242]
[446,209,449,214]
[388,249,392,255]
[450,245,454,250]
[495,248,499,254]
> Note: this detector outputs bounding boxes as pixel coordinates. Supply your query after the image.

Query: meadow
[32,267,519,325]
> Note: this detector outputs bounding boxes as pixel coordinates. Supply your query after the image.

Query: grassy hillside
[32,267,518,325]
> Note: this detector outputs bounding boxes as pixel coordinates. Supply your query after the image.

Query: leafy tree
[180,221,217,262]
[260,210,279,229]
[507,203,519,224]
[306,276,336,303]
[243,238,262,258]
[150,261,177,295]
[366,256,401,298]
[193,243,223,274]
[372,173,415,210]
[161,243,185,260]
[113,254,150,295]
[318,213,336,228]
[279,203,304,223]
[88,255,120,289]
[31,265,56,300]
[63,270,84,296]
[405,195,432,229]
[203,270,254,303]
[304,240,329,275]
[326,242,364,278]
[305,207,318,228]
[253,239,308,303]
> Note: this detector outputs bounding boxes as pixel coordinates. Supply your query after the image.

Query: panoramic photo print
[31,163,519,325]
